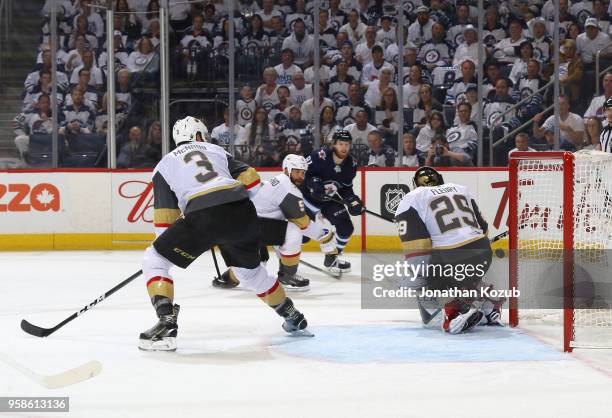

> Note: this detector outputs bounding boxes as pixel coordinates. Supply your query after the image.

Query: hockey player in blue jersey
[300,129,364,274]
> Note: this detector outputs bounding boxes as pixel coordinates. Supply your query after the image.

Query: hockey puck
[495,248,505,258]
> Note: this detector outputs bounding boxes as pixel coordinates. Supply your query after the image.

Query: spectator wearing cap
[584,71,612,123]
[592,0,611,33]
[366,130,395,167]
[418,21,454,70]
[364,67,397,110]
[445,59,477,105]
[281,19,314,68]
[408,6,433,48]
[336,82,374,127]
[274,49,302,86]
[288,71,313,107]
[509,41,535,84]
[318,9,339,50]
[355,26,383,65]
[453,25,479,66]
[508,132,536,157]
[533,94,585,149]
[255,67,280,111]
[340,9,367,44]
[528,17,553,65]
[483,7,507,49]
[491,19,526,65]
[361,45,394,88]
[328,60,355,105]
[98,31,129,76]
[446,3,472,48]
[559,39,583,107]
[301,82,334,125]
[330,40,363,81]
[376,15,396,50]
[577,18,612,68]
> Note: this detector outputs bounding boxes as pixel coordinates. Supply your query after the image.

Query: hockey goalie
[394,166,503,333]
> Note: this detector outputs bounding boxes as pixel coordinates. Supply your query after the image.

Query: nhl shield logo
[380,184,411,219]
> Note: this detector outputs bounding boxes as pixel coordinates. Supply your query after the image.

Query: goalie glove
[345,195,365,216]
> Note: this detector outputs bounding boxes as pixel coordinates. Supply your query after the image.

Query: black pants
[427,237,493,291]
[153,199,262,270]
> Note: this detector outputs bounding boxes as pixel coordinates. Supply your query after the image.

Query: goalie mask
[172,116,208,145]
[413,166,444,188]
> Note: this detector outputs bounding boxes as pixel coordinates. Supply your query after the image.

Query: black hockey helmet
[332,129,353,143]
[413,166,444,188]
[604,97,612,110]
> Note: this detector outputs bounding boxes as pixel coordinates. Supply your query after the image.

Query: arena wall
[0,168,509,252]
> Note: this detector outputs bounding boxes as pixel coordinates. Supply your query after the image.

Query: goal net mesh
[515,150,612,348]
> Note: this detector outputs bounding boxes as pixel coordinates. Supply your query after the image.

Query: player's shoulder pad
[395,188,421,218]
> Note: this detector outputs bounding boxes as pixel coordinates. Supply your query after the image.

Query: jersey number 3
[430,194,478,233]
[184,151,218,183]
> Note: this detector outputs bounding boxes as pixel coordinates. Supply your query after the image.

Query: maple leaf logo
[35,188,55,208]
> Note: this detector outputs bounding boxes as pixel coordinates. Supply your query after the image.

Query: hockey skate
[279,271,310,291]
[138,304,180,351]
[443,300,483,334]
[275,298,314,337]
[212,269,240,290]
[324,253,351,276]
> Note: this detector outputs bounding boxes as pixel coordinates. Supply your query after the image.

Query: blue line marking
[271,324,565,363]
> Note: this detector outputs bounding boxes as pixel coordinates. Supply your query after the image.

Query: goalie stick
[0,352,102,389]
[21,269,143,338]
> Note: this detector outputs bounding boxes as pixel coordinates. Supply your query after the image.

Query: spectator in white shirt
[339,9,367,44]
[533,94,585,148]
[345,109,376,147]
[127,36,155,73]
[584,71,612,123]
[577,18,612,68]
[274,49,302,86]
[508,132,536,156]
[360,45,394,88]
[355,26,381,64]
[364,67,397,108]
[211,108,247,146]
[453,25,479,66]
[408,6,434,48]
[301,82,335,125]
[281,18,314,68]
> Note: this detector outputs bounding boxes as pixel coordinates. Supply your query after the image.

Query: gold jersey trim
[153,208,181,225]
[236,167,261,187]
[433,234,487,250]
[401,237,433,251]
[188,182,242,201]
[289,214,310,229]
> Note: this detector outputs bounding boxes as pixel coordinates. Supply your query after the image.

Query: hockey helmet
[413,166,444,188]
[604,97,612,110]
[172,116,208,145]
[332,129,353,143]
[282,154,308,176]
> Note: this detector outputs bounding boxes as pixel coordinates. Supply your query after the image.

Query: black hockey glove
[345,195,365,216]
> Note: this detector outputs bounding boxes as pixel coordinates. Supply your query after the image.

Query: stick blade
[41,360,103,389]
[20,319,53,338]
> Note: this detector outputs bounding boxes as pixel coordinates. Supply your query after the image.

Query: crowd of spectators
[14,0,612,168]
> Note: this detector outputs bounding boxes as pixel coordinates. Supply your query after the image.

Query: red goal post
[508,151,612,352]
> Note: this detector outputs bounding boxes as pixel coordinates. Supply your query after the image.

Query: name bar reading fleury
[0,397,69,412]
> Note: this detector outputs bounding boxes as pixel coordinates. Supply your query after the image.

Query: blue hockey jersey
[301,147,358,204]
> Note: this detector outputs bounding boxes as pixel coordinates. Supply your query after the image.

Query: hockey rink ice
[2,250,612,418]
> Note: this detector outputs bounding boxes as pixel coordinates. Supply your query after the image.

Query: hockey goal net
[509,151,612,352]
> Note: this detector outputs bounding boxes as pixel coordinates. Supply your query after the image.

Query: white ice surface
[1,251,612,418]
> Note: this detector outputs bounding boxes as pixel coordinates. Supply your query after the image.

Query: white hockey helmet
[282,154,308,176]
[172,116,208,145]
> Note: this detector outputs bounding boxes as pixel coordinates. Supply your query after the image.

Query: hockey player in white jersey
[213,154,339,290]
[139,116,312,351]
[394,166,502,334]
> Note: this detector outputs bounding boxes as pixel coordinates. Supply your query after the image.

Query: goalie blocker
[394,166,501,334]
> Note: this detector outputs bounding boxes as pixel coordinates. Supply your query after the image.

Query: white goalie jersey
[395,183,488,253]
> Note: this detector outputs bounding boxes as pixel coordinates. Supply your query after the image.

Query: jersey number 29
[430,194,478,233]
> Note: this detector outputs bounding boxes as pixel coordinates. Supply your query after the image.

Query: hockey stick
[299,258,342,279]
[0,352,102,389]
[211,246,222,279]
[20,269,143,338]
[490,230,508,243]
[329,194,393,222]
